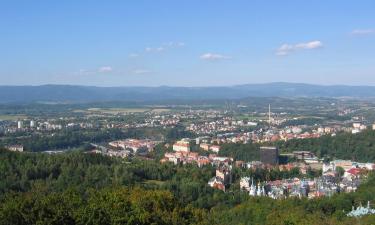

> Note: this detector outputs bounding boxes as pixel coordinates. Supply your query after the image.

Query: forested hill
[277,129,375,162]
[3,82,375,103]
[1,149,375,224]
[217,130,375,162]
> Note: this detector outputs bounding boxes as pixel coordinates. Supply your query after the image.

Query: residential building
[173,140,190,152]
[260,146,279,165]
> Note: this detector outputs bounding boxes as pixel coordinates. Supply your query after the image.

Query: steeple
[249,177,256,196]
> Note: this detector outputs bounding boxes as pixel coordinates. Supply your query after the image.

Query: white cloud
[128,53,139,58]
[73,66,113,76]
[145,47,165,52]
[98,66,113,73]
[163,42,185,47]
[144,42,185,53]
[295,41,323,49]
[78,69,90,75]
[200,53,231,61]
[276,40,323,56]
[75,69,97,75]
[351,29,375,35]
[133,69,151,74]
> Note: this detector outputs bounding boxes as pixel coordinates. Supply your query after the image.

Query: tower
[268,104,271,126]
[249,177,256,196]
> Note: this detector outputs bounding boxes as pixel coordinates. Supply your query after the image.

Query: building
[353,122,361,129]
[246,161,264,170]
[210,145,220,153]
[173,140,190,152]
[108,139,155,154]
[6,145,24,152]
[332,160,353,171]
[216,167,232,184]
[347,202,375,217]
[293,151,315,160]
[30,120,35,127]
[208,177,226,191]
[200,143,210,151]
[240,177,251,191]
[260,146,279,165]
[17,121,23,129]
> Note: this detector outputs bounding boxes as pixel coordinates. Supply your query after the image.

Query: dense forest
[216,130,375,162]
[276,129,375,162]
[1,149,375,224]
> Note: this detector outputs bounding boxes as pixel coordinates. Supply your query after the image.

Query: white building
[173,140,190,152]
[6,145,24,152]
[17,121,23,129]
[210,145,220,153]
[240,177,251,191]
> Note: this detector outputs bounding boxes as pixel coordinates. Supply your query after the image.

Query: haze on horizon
[1,1,374,87]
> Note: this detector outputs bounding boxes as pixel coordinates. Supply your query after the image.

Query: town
[2,98,375,222]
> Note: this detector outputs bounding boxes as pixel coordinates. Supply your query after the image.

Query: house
[240,177,251,191]
[216,167,232,184]
[210,145,221,153]
[208,177,226,191]
[344,168,362,180]
[200,143,210,151]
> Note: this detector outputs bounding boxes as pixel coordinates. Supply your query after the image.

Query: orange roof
[347,168,361,175]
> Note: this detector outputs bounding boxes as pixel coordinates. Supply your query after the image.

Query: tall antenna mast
[268,104,271,126]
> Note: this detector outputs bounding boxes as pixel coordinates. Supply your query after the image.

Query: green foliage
[219,143,260,161]
[165,125,195,141]
[277,130,375,161]
[336,166,345,177]
[279,117,323,127]
[219,130,375,162]
[2,149,375,224]
[0,187,209,225]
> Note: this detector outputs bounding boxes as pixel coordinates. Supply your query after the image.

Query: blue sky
[1,0,374,86]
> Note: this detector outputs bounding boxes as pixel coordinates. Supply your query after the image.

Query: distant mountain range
[1,82,375,103]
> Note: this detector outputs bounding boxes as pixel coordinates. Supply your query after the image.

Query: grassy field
[235,115,267,121]
[151,108,171,113]
[0,114,27,121]
[87,108,149,114]
[75,107,172,115]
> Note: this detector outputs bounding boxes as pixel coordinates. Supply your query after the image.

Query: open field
[0,114,27,121]
[87,108,149,114]
[235,115,268,121]
[151,108,171,113]
[73,107,171,115]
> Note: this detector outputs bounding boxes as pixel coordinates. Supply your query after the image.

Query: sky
[0,0,374,87]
